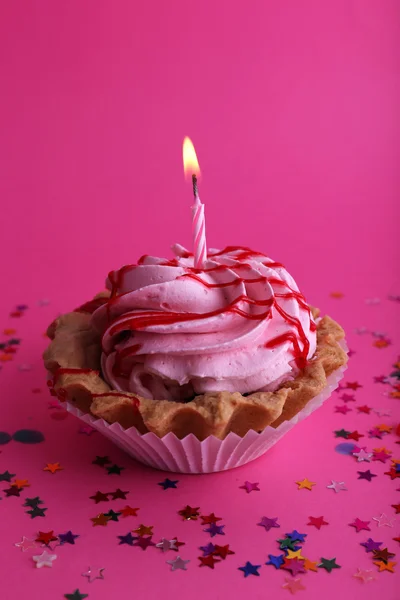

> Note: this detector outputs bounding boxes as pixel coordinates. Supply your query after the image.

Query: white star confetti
[352,449,373,462]
[156,538,178,552]
[326,480,347,493]
[33,550,57,568]
[372,513,395,528]
[82,566,105,583]
[166,556,190,571]
[15,536,36,552]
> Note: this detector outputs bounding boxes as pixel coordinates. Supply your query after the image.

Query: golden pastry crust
[43,296,347,440]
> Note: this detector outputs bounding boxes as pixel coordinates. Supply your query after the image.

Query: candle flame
[183,136,201,179]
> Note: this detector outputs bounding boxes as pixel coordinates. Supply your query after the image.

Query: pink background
[0,1,399,599]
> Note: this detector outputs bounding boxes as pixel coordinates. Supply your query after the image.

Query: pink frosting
[91,245,317,401]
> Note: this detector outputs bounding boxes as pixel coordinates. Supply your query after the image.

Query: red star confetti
[178,505,200,520]
[307,516,329,530]
[35,531,58,546]
[213,544,235,559]
[198,554,221,569]
[357,405,371,414]
[346,381,363,390]
[119,505,139,517]
[349,518,371,533]
[200,513,222,525]
[89,491,109,504]
[335,405,352,414]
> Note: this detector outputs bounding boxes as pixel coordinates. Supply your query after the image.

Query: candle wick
[192,174,199,199]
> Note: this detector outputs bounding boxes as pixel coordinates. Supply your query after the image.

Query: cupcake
[44,245,347,472]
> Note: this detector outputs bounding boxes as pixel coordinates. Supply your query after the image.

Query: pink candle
[183,137,207,269]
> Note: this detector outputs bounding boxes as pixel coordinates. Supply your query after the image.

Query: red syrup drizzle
[103,246,315,376]
[48,368,139,410]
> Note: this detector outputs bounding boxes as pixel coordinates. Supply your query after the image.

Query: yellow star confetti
[286,549,305,561]
[295,478,316,491]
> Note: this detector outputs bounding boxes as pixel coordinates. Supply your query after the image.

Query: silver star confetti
[166,556,190,571]
[156,538,178,552]
[82,566,105,583]
[326,480,347,493]
[352,449,373,462]
[374,408,391,417]
[33,550,57,568]
[15,536,36,552]
[372,513,395,528]
[353,568,377,583]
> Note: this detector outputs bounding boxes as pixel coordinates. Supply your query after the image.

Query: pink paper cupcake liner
[65,342,348,473]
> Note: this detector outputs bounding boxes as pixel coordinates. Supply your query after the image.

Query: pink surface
[0,1,399,599]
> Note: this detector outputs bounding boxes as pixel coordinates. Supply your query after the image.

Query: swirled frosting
[91,245,317,401]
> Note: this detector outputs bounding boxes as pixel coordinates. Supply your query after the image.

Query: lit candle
[183,137,207,269]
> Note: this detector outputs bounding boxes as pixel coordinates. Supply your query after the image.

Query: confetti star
[318,557,341,572]
[82,566,105,583]
[353,568,377,583]
[198,554,221,569]
[117,532,136,546]
[349,519,371,533]
[156,538,178,552]
[239,481,260,493]
[109,489,129,500]
[335,405,352,414]
[287,549,306,561]
[385,468,400,480]
[295,478,316,491]
[374,375,390,384]
[357,470,377,482]
[348,430,364,441]
[204,523,225,537]
[393,536,400,545]
[258,516,280,531]
[213,544,235,559]
[369,428,384,439]
[90,513,110,527]
[282,577,306,594]
[4,486,23,497]
[166,556,190,571]
[377,424,392,433]
[334,429,350,439]
[35,531,58,546]
[278,538,301,551]
[199,542,216,556]
[23,496,44,508]
[373,548,395,563]
[33,550,57,568]
[119,505,139,517]
[134,536,156,550]
[392,504,400,514]
[353,449,373,462]
[373,560,396,572]
[12,478,30,488]
[372,449,392,463]
[64,591,88,600]
[330,291,344,299]
[58,531,79,545]
[304,559,318,572]
[27,506,47,518]
[346,381,363,390]
[15,536,36,552]
[0,471,15,482]
[79,425,95,435]
[200,513,222,525]
[282,558,306,576]
[92,456,111,467]
[158,478,179,490]
[266,554,285,569]
[238,561,261,577]
[357,405,371,414]
[171,537,185,550]
[106,464,125,475]
[340,393,355,402]
[307,516,329,529]
[104,510,121,522]
[43,462,63,474]
[89,491,109,504]
[360,538,383,552]
[372,513,395,528]
[133,524,153,536]
[286,530,307,543]
[178,505,200,520]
